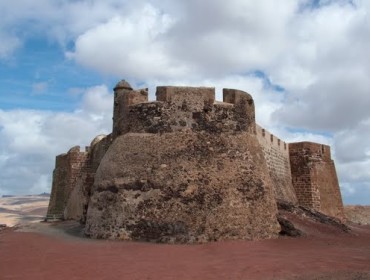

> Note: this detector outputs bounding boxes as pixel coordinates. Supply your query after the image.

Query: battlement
[255,124,297,204]
[255,124,289,153]
[112,81,256,137]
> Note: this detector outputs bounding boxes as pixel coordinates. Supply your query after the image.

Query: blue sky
[1,0,370,205]
[0,36,117,111]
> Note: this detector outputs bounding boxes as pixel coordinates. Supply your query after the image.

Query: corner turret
[112,80,148,138]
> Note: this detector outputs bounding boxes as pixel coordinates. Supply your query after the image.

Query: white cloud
[0,85,112,195]
[0,32,21,58]
[1,0,370,204]
[69,5,185,80]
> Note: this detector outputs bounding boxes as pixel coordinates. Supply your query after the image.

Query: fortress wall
[113,87,148,138]
[89,134,113,172]
[223,88,255,133]
[117,87,257,135]
[307,143,344,219]
[64,135,113,222]
[47,146,89,220]
[255,125,297,204]
[289,142,344,219]
[156,86,215,110]
[289,143,319,209]
[87,130,280,242]
[85,85,282,242]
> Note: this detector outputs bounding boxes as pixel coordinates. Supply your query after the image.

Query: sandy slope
[0,195,49,227]
[345,205,370,225]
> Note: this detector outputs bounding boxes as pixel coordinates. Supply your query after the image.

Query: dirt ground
[1,221,370,280]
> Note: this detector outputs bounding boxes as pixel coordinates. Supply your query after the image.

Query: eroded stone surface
[85,131,280,242]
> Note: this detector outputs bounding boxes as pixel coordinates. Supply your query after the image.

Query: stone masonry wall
[85,85,280,242]
[64,134,113,222]
[114,87,256,137]
[289,142,344,219]
[113,83,148,138]
[256,125,297,204]
[47,146,89,220]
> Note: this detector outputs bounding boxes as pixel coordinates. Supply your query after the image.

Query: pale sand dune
[0,195,49,227]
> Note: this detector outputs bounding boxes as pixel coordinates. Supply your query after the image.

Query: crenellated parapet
[113,83,256,137]
[255,124,297,204]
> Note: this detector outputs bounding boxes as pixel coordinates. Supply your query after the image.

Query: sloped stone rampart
[85,131,280,242]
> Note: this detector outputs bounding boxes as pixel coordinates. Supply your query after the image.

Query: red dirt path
[1,223,370,280]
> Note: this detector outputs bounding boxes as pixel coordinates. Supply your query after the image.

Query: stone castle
[46,80,344,242]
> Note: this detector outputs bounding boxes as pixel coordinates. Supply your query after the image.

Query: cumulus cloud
[69,5,185,80]
[272,2,370,132]
[1,0,370,204]
[0,85,113,195]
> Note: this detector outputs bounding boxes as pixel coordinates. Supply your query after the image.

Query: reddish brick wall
[289,142,344,219]
[256,125,297,204]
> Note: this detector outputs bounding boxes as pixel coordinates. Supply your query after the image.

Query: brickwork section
[46,146,89,219]
[63,134,113,222]
[256,125,297,204]
[289,142,344,219]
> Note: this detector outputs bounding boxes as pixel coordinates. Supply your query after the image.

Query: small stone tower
[112,80,148,138]
[289,142,344,219]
